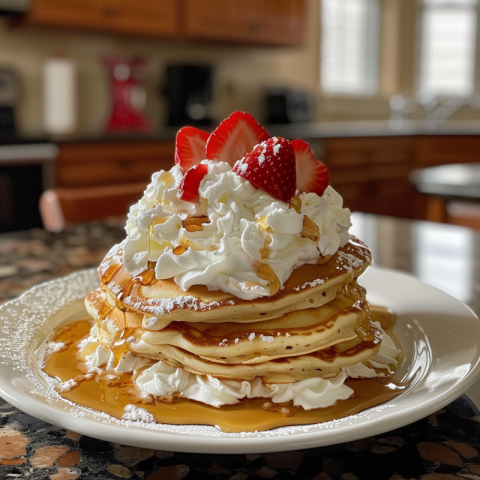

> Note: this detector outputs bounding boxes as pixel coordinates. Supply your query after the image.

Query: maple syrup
[43,309,405,434]
[301,216,320,243]
[182,216,210,232]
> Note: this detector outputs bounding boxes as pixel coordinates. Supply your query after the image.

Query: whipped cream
[85,344,149,372]
[81,322,399,410]
[123,160,352,299]
[136,363,353,410]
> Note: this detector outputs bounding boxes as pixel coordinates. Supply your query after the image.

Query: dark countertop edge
[269,120,480,140]
[0,143,58,163]
[0,129,180,145]
[3,119,480,146]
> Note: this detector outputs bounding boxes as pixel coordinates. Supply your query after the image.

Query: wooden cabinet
[54,134,480,222]
[181,0,248,43]
[321,137,417,219]
[21,0,178,38]
[114,0,178,37]
[317,135,480,221]
[417,136,480,167]
[181,0,306,45]
[54,135,417,221]
[18,0,306,45]
[21,0,103,30]
[256,0,306,45]
[55,140,175,188]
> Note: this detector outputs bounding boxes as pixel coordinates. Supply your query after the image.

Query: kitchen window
[320,0,381,95]
[418,0,478,97]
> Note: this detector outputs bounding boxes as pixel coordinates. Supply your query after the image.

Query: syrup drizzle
[43,307,405,434]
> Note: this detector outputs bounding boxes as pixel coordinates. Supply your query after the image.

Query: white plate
[0,267,480,454]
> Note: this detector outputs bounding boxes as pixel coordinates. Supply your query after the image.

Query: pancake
[89,313,381,384]
[136,326,381,384]
[85,245,382,386]
[98,236,371,326]
[86,279,369,365]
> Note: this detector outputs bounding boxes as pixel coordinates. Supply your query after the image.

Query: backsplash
[0,5,319,137]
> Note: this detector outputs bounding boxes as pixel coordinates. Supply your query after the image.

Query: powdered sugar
[238,161,248,174]
[107,281,122,296]
[45,341,68,355]
[56,378,78,392]
[144,316,159,328]
[293,278,325,292]
[272,137,281,156]
[122,404,155,423]
[336,251,364,272]
[258,148,266,165]
[122,294,235,316]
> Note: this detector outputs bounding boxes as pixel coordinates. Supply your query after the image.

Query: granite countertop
[0,220,125,306]
[1,220,480,479]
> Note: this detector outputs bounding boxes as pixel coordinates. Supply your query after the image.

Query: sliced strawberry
[206,111,270,166]
[177,163,209,203]
[292,139,330,196]
[175,126,210,174]
[234,137,296,203]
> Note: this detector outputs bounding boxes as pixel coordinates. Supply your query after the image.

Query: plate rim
[0,267,480,454]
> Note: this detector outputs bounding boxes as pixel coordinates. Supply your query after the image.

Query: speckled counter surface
[0,220,125,307]
[1,219,480,480]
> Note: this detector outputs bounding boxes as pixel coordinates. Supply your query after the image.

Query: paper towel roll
[43,58,77,135]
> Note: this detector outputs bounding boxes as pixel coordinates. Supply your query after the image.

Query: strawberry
[206,111,270,166]
[177,163,209,203]
[292,139,330,196]
[233,137,296,203]
[175,126,210,174]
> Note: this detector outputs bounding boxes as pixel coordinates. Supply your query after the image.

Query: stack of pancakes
[85,236,380,387]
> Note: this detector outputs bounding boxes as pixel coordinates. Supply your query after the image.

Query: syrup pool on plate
[42,306,406,434]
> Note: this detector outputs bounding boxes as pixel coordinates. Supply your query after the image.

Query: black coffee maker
[163,64,214,127]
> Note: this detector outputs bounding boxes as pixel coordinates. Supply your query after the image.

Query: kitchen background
[0,1,319,135]
[1,0,479,232]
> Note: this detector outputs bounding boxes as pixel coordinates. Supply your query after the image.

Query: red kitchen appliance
[104,56,150,132]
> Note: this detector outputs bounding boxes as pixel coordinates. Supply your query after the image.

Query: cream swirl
[123,160,352,299]
[136,364,353,410]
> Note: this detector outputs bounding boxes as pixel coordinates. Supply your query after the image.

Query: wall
[0,0,321,136]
